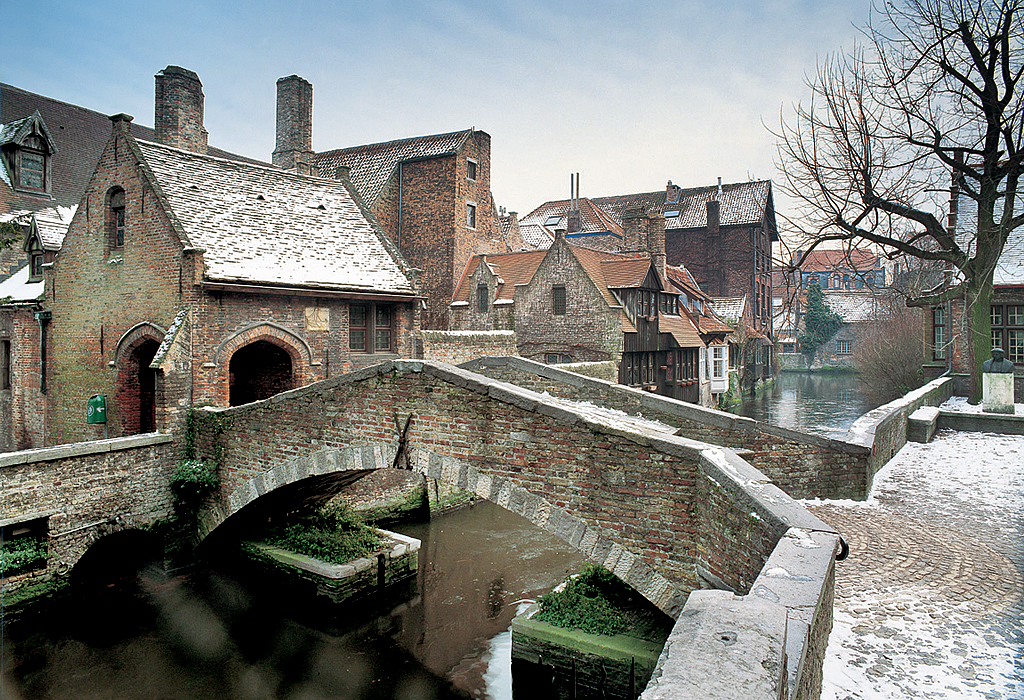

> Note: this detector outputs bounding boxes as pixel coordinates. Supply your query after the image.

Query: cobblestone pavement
[805,428,1024,700]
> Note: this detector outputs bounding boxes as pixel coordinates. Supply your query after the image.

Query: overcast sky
[4,0,869,227]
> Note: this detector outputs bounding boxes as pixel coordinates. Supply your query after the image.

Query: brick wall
[417,330,517,365]
[1,307,46,451]
[514,237,623,363]
[49,117,189,445]
[462,356,874,500]
[370,132,504,330]
[0,433,176,587]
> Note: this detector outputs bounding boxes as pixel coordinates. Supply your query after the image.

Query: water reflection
[728,371,881,439]
[5,501,584,700]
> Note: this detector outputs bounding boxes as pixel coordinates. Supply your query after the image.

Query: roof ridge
[316,127,474,156]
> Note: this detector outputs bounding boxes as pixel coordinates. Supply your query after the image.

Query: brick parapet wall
[461,356,873,500]
[417,329,517,365]
[0,433,177,589]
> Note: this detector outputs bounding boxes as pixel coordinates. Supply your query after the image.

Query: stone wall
[417,329,517,365]
[461,356,873,500]
[0,432,176,588]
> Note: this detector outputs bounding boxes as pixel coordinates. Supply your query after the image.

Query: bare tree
[854,302,928,402]
[775,0,1024,400]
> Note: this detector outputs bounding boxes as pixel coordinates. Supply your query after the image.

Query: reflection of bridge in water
[4,357,954,698]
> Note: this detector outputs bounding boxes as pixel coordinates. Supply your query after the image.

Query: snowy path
[805,400,1024,700]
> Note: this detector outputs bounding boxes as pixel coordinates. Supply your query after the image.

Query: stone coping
[937,410,1024,435]
[246,529,420,580]
[0,432,173,468]
[512,603,667,663]
[845,376,953,447]
[459,356,869,456]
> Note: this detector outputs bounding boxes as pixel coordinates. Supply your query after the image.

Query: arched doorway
[134,340,159,433]
[229,340,294,406]
[116,338,159,435]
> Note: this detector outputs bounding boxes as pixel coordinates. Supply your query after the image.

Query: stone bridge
[3,359,870,699]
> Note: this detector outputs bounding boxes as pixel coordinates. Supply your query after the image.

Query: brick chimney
[273,75,314,171]
[154,66,208,154]
[622,207,649,253]
[651,213,666,279]
[666,180,681,205]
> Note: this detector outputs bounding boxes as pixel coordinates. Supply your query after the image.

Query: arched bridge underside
[194,360,839,619]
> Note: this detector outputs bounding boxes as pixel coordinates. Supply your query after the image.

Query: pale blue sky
[3,0,869,221]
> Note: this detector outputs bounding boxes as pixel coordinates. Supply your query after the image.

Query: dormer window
[30,253,44,280]
[108,188,126,249]
[1,112,57,196]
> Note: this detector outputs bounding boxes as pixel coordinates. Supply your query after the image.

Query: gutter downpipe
[398,161,403,252]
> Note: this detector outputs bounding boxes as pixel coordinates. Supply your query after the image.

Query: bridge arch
[198,442,685,614]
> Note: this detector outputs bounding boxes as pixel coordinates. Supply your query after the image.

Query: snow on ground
[810,399,1024,700]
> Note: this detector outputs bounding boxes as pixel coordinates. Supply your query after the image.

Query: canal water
[728,371,881,439]
[5,500,585,700]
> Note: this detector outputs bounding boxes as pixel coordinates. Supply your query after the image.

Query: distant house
[520,178,778,391]
[451,209,729,406]
[814,292,887,368]
[793,248,887,292]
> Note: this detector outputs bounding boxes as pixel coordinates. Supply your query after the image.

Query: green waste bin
[86,394,107,424]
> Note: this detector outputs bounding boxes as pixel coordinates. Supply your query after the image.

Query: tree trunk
[965,279,993,404]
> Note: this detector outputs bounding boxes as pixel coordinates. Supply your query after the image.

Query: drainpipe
[34,309,51,445]
[398,161,403,252]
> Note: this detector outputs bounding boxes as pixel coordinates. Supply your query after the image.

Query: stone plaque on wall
[305,306,330,332]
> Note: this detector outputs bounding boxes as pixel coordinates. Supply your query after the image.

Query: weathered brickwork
[370,132,503,330]
[462,356,874,500]
[417,330,517,365]
[514,237,623,363]
[0,433,176,588]
[0,308,46,451]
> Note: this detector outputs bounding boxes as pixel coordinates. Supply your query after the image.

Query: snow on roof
[137,140,414,294]
[956,189,1024,286]
[710,296,745,324]
[0,264,43,303]
[822,292,879,323]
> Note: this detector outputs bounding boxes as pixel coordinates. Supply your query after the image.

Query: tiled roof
[137,139,414,294]
[519,197,625,239]
[665,264,708,301]
[453,250,548,303]
[570,245,648,308]
[1,83,264,214]
[314,129,472,206]
[710,296,746,325]
[659,314,704,348]
[593,180,774,232]
[519,222,554,249]
[797,248,879,272]
[600,258,653,289]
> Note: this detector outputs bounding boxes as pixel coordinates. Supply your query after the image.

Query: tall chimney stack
[273,75,314,171]
[154,66,208,154]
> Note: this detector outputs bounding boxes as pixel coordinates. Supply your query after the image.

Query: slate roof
[710,296,746,325]
[593,180,775,235]
[0,83,264,214]
[136,139,414,294]
[955,189,1024,286]
[519,222,554,249]
[822,292,881,323]
[314,129,473,206]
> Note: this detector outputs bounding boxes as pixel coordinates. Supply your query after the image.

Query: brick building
[255,75,519,330]
[451,208,729,406]
[521,178,778,390]
[9,68,418,447]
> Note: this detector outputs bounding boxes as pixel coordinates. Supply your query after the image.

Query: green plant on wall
[169,459,219,509]
[1,537,48,578]
[536,564,631,636]
[798,283,843,362]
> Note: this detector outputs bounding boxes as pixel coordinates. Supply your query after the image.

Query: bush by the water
[263,504,385,565]
[536,564,632,636]
[1,537,47,577]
